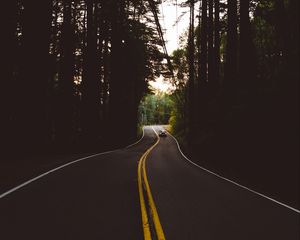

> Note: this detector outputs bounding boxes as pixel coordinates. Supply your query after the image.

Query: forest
[1,0,299,207]
[168,0,299,208]
[2,0,168,153]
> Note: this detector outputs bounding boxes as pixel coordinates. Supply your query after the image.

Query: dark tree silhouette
[187,0,195,144]
[213,0,220,90]
[239,0,256,92]
[81,0,101,145]
[56,0,75,147]
[174,0,299,208]
[208,0,215,91]
[224,0,238,103]
[199,0,208,87]
[2,0,166,154]
[19,0,52,151]
[1,1,18,150]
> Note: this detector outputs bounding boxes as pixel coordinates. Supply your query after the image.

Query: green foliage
[172,48,188,86]
[139,93,174,125]
[169,91,186,132]
[168,47,188,144]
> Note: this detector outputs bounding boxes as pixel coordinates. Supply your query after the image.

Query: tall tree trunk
[197,0,202,84]
[188,0,195,145]
[199,0,208,87]
[274,0,297,91]
[1,1,18,151]
[214,0,220,90]
[81,0,101,145]
[239,0,256,92]
[109,0,128,145]
[102,21,110,131]
[198,0,209,130]
[19,0,52,151]
[288,0,299,88]
[56,0,75,146]
[208,0,215,91]
[224,0,238,102]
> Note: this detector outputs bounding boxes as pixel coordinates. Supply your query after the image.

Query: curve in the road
[138,126,166,240]
[0,127,145,200]
[165,128,300,214]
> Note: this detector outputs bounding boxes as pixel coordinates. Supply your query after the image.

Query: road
[0,126,299,239]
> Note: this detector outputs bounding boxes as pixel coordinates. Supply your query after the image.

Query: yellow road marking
[138,154,152,239]
[137,127,166,240]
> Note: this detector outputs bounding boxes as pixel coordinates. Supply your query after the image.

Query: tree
[19,0,52,151]
[187,0,195,144]
[199,0,208,87]
[214,0,221,91]
[81,0,101,144]
[169,0,299,208]
[56,0,75,146]
[1,1,18,150]
[239,0,256,92]
[208,0,215,91]
[224,0,238,103]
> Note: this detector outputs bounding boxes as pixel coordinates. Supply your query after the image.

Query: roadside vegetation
[166,0,299,208]
[139,92,174,126]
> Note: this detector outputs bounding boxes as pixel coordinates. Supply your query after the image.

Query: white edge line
[125,126,145,148]
[0,127,146,199]
[165,129,300,214]
[151,126,158,136]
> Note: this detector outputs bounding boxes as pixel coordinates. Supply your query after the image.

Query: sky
[149,0,190,93]
[159,0,190,54]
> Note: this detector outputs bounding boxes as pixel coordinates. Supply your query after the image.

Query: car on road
[159,130,167,137]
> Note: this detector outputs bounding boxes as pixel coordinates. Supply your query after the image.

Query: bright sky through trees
[151,0,189,93]
[149,78,176,94]
[160,0,189,53]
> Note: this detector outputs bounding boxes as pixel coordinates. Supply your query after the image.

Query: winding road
[0,126,299,239]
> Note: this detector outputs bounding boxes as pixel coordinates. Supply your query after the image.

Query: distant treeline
[1,1,166,153]
[139,93,173,125]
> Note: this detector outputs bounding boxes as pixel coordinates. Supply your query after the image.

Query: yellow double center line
[137,127,166,240]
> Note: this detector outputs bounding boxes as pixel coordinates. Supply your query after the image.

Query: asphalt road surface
[0,126,299,240]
